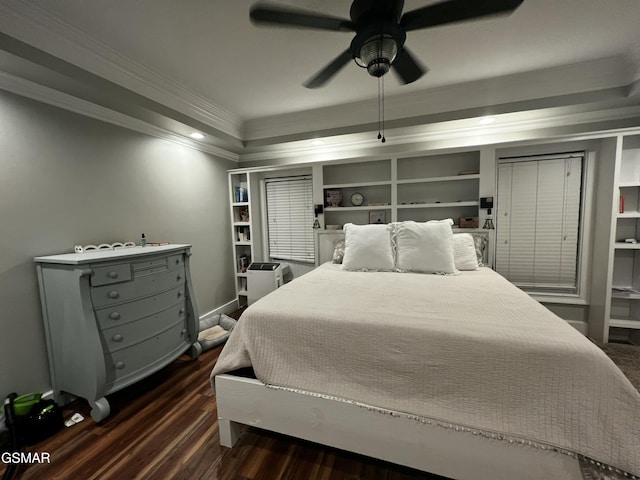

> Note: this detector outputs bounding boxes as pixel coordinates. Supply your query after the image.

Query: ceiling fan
[250,0,525,88]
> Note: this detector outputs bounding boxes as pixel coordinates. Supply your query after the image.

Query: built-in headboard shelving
[321,151,481,228]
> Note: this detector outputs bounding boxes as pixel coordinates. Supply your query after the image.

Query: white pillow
[341,223,395,271]
[427,218,454,226]
[453,233,480,271]
[396,220,458,274]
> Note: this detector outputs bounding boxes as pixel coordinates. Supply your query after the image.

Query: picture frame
[369,210,386,224]
[326,190,342,207]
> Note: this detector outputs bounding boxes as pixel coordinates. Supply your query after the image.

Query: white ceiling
[1,0,639,161]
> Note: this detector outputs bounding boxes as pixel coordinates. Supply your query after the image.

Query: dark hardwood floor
[0,318,444,480]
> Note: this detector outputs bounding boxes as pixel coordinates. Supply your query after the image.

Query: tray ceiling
[0,0,639,161]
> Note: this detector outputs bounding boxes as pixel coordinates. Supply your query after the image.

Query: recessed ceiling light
[190,132,205,140]
[478,117,495,125]
[311,139,324,146]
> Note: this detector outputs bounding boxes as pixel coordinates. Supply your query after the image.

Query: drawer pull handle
[179,308,185,316]
[108,271,118,279]
[113,334,123,343]
[181,329,186,337]
[115,361,125,370]
[177,290,183,298]
[109,312,121,320]
[108,291,120,299]
[176,259,181,265]
[177,274,183,281]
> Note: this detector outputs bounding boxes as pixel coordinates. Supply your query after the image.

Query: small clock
[350,192,365,206]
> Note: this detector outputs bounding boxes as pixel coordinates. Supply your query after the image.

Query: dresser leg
[189,342,202,359]
[89,397,111,422]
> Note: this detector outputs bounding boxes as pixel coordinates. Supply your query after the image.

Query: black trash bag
[19,399,63,445]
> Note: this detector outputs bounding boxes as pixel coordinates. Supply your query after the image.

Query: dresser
[34,244,201,422]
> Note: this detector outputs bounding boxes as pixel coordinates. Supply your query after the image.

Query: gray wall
[0,90,236,401]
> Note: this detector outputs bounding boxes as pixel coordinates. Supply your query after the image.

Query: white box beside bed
[212,227,640,480]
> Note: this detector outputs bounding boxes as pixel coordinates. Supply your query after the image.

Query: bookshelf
[229,172,253,307]
[608,134,640,341]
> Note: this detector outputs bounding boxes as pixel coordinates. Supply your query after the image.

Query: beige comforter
[211,263,640,476]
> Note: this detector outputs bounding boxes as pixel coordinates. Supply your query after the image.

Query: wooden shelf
[324,180,391,189]
[609,318,640,329]
[613,242,640,249]
[397,174,480,185]
[611,291,640,299]
[398,201,479,209]
[325,205,391,212]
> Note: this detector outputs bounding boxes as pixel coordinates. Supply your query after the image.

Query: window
[496,153,584,295]
[265,176,314,263]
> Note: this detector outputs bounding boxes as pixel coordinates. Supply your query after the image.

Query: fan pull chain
[377,76,386,143]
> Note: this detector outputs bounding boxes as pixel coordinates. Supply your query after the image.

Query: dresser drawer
[94,285,186,329]
[91,263,132,286]
[100,302,186,353]
[131,253,184,275]
[167,254,184,268]
[105,321,189,387]
[90,266,186,307]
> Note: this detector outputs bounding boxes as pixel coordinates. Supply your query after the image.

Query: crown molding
[238,103,640,166]
[0,70,239,161]
[0,0,243,141]
[1,0,638,166]
[242,56,635,143]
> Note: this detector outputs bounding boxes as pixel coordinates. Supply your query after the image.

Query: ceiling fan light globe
[367,60,391,77]
[356,35,398,74]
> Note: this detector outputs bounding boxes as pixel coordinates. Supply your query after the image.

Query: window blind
[496,154,583,293]
[265,176,315,263]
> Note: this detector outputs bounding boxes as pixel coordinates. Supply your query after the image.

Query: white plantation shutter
[266,176,315,263]
[496,154,583,293]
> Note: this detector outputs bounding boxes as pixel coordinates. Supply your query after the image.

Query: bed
[211,222,640,480]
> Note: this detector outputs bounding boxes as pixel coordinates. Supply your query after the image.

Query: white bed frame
[216,375,583,480]
[215,229,585,479]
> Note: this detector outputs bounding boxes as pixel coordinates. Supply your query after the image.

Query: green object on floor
[12,393,42,416]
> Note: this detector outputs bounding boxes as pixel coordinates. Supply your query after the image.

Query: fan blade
[401,0,524,32]
[304,49,353,89]
[250,3,355,32]
[392,47,427,84]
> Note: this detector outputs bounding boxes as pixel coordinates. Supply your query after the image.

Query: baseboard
[199,298,239,322]
[41,389,55,400]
